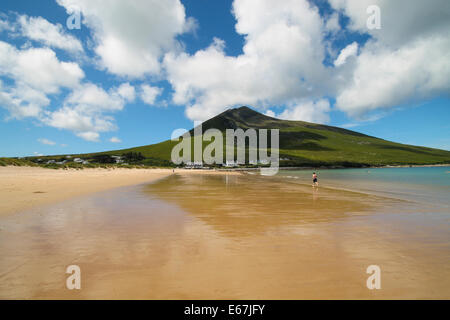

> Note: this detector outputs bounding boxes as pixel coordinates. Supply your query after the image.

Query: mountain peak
[198,106,275,132]
[235,106,253,112]
[223,106,261,117]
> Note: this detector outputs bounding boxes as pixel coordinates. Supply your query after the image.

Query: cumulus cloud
[140,84,163,106]
[0,41,84,95]
[164,0,329,121]
[0,82,50,118]
[335,37,450,118]
[109,137,121,143]
[334,42,358,67]
[18,15,83,53]
[163,0,449,122]
[264,110,276,118]
[0,16,13,32]
[0,41,84,119]
[270,99,331,124]
[325,12,340,32]
[1,0,449,142]
[43,83,134,141]
[117,83,136,102]
[76,131,100,142]
[0,30,134,142]
[329,0,450,47]
[330,0,450,118]
[56,0,195,78]
[37,138,56,145]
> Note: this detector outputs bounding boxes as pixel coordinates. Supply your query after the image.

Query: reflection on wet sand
[0,174,449,299]
[145,174,397,237]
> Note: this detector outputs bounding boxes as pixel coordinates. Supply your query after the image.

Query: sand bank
[0,166,238,217]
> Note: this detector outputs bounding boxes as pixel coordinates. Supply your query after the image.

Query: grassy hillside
[10,106,450,168]
[99,106,450,167]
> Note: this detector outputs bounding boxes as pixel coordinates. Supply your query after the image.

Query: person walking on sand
[312,172,318,187]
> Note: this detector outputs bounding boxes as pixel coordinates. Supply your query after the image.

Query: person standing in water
[312,172,318,187]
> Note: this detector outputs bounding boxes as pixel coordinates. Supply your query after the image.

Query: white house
[111,155,124,164]
[185,161,204,169]
[225,160,237,167]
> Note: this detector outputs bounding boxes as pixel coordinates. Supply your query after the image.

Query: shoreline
[0,166,239,217]
[207,163,450,172]
[1,163,447,217]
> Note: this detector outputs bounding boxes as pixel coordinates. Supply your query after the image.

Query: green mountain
[6,106,450,168]
[94,106,450,167]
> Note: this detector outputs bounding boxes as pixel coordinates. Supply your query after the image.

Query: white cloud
[109,137,121,143]
[64,83,126,112]
[164,0,329,121]
[1,0,449,142]
[37,138,56,145]
[0,41,84,120]
[0,82,50,118]
[326,0,450,118]
[56,0,195,78]
[18,15,83,53]
[0,41,84,95]
[140,84,162,106]
[117,83,136,102]
[0,38,136,142]
[275,99,331,124]
[335,36,450,118]
[329,0,450,118]
[341,123,360,129]
[329,0,450,47]
[76,131,100,142]
[43,83,134,141]
[325,12,340,32]
[0,16,13,32]
[265,110,276,118]
[162,0,449,123]
[334,42,358,67]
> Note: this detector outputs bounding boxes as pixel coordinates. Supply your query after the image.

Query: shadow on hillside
[373,144,435,155]
[279,131,334,151]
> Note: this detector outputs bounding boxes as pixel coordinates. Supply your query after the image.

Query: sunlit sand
[1,171,449,299]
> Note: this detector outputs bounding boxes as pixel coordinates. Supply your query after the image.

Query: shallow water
[278,166,450,207]
[0,169,449,299]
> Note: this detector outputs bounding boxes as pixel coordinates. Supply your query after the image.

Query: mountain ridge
[6,106,450,168]
[196,106,374,138]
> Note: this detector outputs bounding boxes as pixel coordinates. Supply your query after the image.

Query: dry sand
[0,166,237,217]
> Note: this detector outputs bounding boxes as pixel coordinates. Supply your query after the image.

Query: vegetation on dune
[0,158,38,167]
[3,106,450,169]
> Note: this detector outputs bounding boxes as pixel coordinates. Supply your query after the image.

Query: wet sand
[0,167,238,217]
[1,173,449,299]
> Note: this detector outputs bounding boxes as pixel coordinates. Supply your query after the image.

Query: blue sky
[0,0,449,157]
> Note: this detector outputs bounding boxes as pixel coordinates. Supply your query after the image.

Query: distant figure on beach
[312,172,318,187]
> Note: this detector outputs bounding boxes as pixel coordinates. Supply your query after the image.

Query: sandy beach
[0,166,449,299]
[0,166,237,217]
